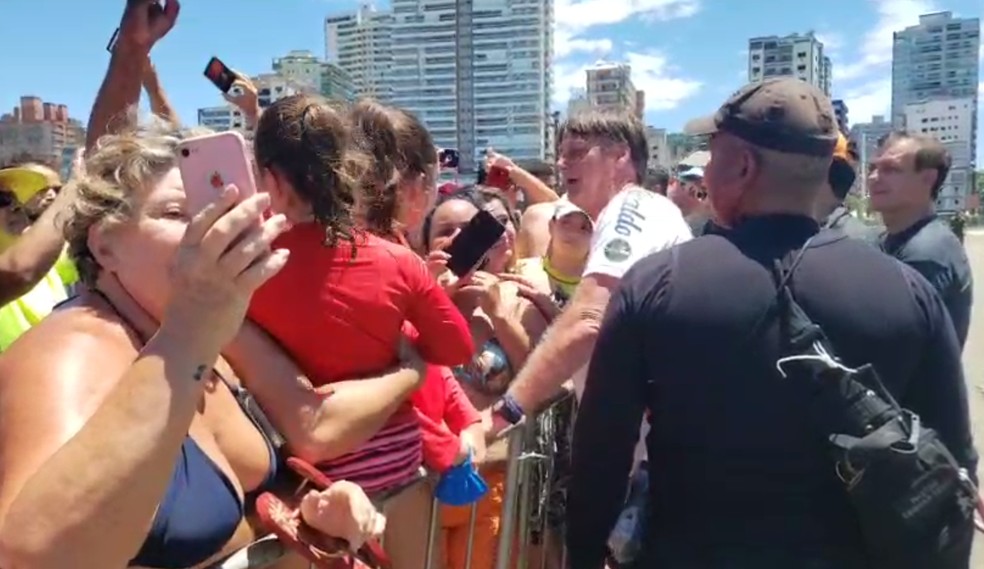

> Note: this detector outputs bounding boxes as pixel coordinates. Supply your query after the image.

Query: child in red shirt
[248,224,474,496]
[247,96,474,497]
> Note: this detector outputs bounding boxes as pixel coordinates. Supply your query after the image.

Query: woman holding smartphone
[0,3,412,568]
[421,186,553,569]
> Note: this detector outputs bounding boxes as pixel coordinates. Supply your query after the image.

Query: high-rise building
[904,97,976,212]
[325,3,394,101]
[890,12,980,130]
[666,132,705,166]
[747,31,832,96]
[197,74,316,138]
[645,126,670,169]
[566,88,590,117]
[272,49,355,102]
[585,62,644,118]
[388,0,553,173]
[849,114,894,197]
[832,99,849,133]
[272,50,324,92]
[0,97,85,168]
[849,114,894,161]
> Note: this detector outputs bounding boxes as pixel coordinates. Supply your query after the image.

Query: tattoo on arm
[193,365,209,382]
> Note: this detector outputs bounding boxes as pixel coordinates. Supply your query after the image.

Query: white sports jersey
[573,184,693,469]
[582,185,693,281]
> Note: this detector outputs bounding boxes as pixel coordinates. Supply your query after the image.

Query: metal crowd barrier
[423,392,577,569]
[211,393,577,569]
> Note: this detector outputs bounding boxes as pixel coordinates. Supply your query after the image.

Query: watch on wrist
[493,393,525,426]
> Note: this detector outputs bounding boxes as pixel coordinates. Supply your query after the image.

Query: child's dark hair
[254,94,366,247]
[348,100,437,239]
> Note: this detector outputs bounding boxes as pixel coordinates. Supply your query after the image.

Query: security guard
[868,131,973,349]
[566,78,977,569]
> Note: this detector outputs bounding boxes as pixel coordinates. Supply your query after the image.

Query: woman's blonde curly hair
[63,116,210,288]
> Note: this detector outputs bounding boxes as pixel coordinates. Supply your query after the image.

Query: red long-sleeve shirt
[248,223,474,493]
[404,322,483,472]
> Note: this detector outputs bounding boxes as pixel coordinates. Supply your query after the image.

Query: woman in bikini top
[0,8,419,567]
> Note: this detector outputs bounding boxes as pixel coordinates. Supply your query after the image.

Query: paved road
[962,232,984,566]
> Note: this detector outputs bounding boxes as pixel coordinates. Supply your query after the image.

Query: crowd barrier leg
[424,495,441,569]
[494,426,527,569]
[515,449,533,569]
[464,501,478,569]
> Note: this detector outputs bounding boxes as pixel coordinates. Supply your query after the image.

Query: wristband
[494,393,525,425]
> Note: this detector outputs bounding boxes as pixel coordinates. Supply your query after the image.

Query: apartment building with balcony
[387,0,554,173]
[0,96,85,168]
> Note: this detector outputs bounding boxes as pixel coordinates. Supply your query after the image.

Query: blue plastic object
[434,450,489,506]
[608,464,650,564]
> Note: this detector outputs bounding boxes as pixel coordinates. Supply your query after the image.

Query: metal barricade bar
[412,393,576,569]
[209,535,285,569]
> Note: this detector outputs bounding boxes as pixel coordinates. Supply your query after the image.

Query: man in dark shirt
[868,131,973,348]
[819,133,874,242]
[566,78,977,569]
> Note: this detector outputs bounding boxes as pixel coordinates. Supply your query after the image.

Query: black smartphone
[204,56,236,93]
[439,148,460,170]
[445,209,506,277]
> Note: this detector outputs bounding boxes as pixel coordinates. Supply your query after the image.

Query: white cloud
[552,51,703,114]
[814,31,844,54]
[553,61,592,107]
[552,0,702,109]
[554,0,700,31]
[625,51,703,111]
[843,79,893,124]
[979,81,984,97]
[554,29,613,59]
[837,0,936,81]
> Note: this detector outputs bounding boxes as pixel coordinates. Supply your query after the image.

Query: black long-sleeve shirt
[880,215,973,349]
[567,214,977,569]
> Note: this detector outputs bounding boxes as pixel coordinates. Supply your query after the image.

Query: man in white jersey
[488,110,692,461]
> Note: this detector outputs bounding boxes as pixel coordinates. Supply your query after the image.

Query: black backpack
[764,239,978,568]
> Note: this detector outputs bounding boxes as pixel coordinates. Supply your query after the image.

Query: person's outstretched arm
[143,56,179,125]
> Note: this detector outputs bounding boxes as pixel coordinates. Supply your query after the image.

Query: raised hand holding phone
[204,57,237,93]
[166,187,290,353]
[444,209,505,277]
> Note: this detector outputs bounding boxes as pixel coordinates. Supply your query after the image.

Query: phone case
[204,57,236,93]
[486,166,511,191]
[177,131,257,217]
[445,210,506,277]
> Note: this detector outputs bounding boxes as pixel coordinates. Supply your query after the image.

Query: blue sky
[2,0,981,162]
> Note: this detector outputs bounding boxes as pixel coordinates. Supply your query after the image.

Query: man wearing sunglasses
[0,163,78,307]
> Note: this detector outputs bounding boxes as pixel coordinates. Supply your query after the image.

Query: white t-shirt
[572,185,693,469]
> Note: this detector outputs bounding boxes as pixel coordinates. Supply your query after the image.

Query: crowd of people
[0,1,980,569]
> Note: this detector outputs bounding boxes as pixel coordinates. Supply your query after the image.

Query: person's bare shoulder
[0,300,140,498]
[517,200,558,259]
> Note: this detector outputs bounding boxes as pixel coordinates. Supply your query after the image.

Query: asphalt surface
[962,230,984,566]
